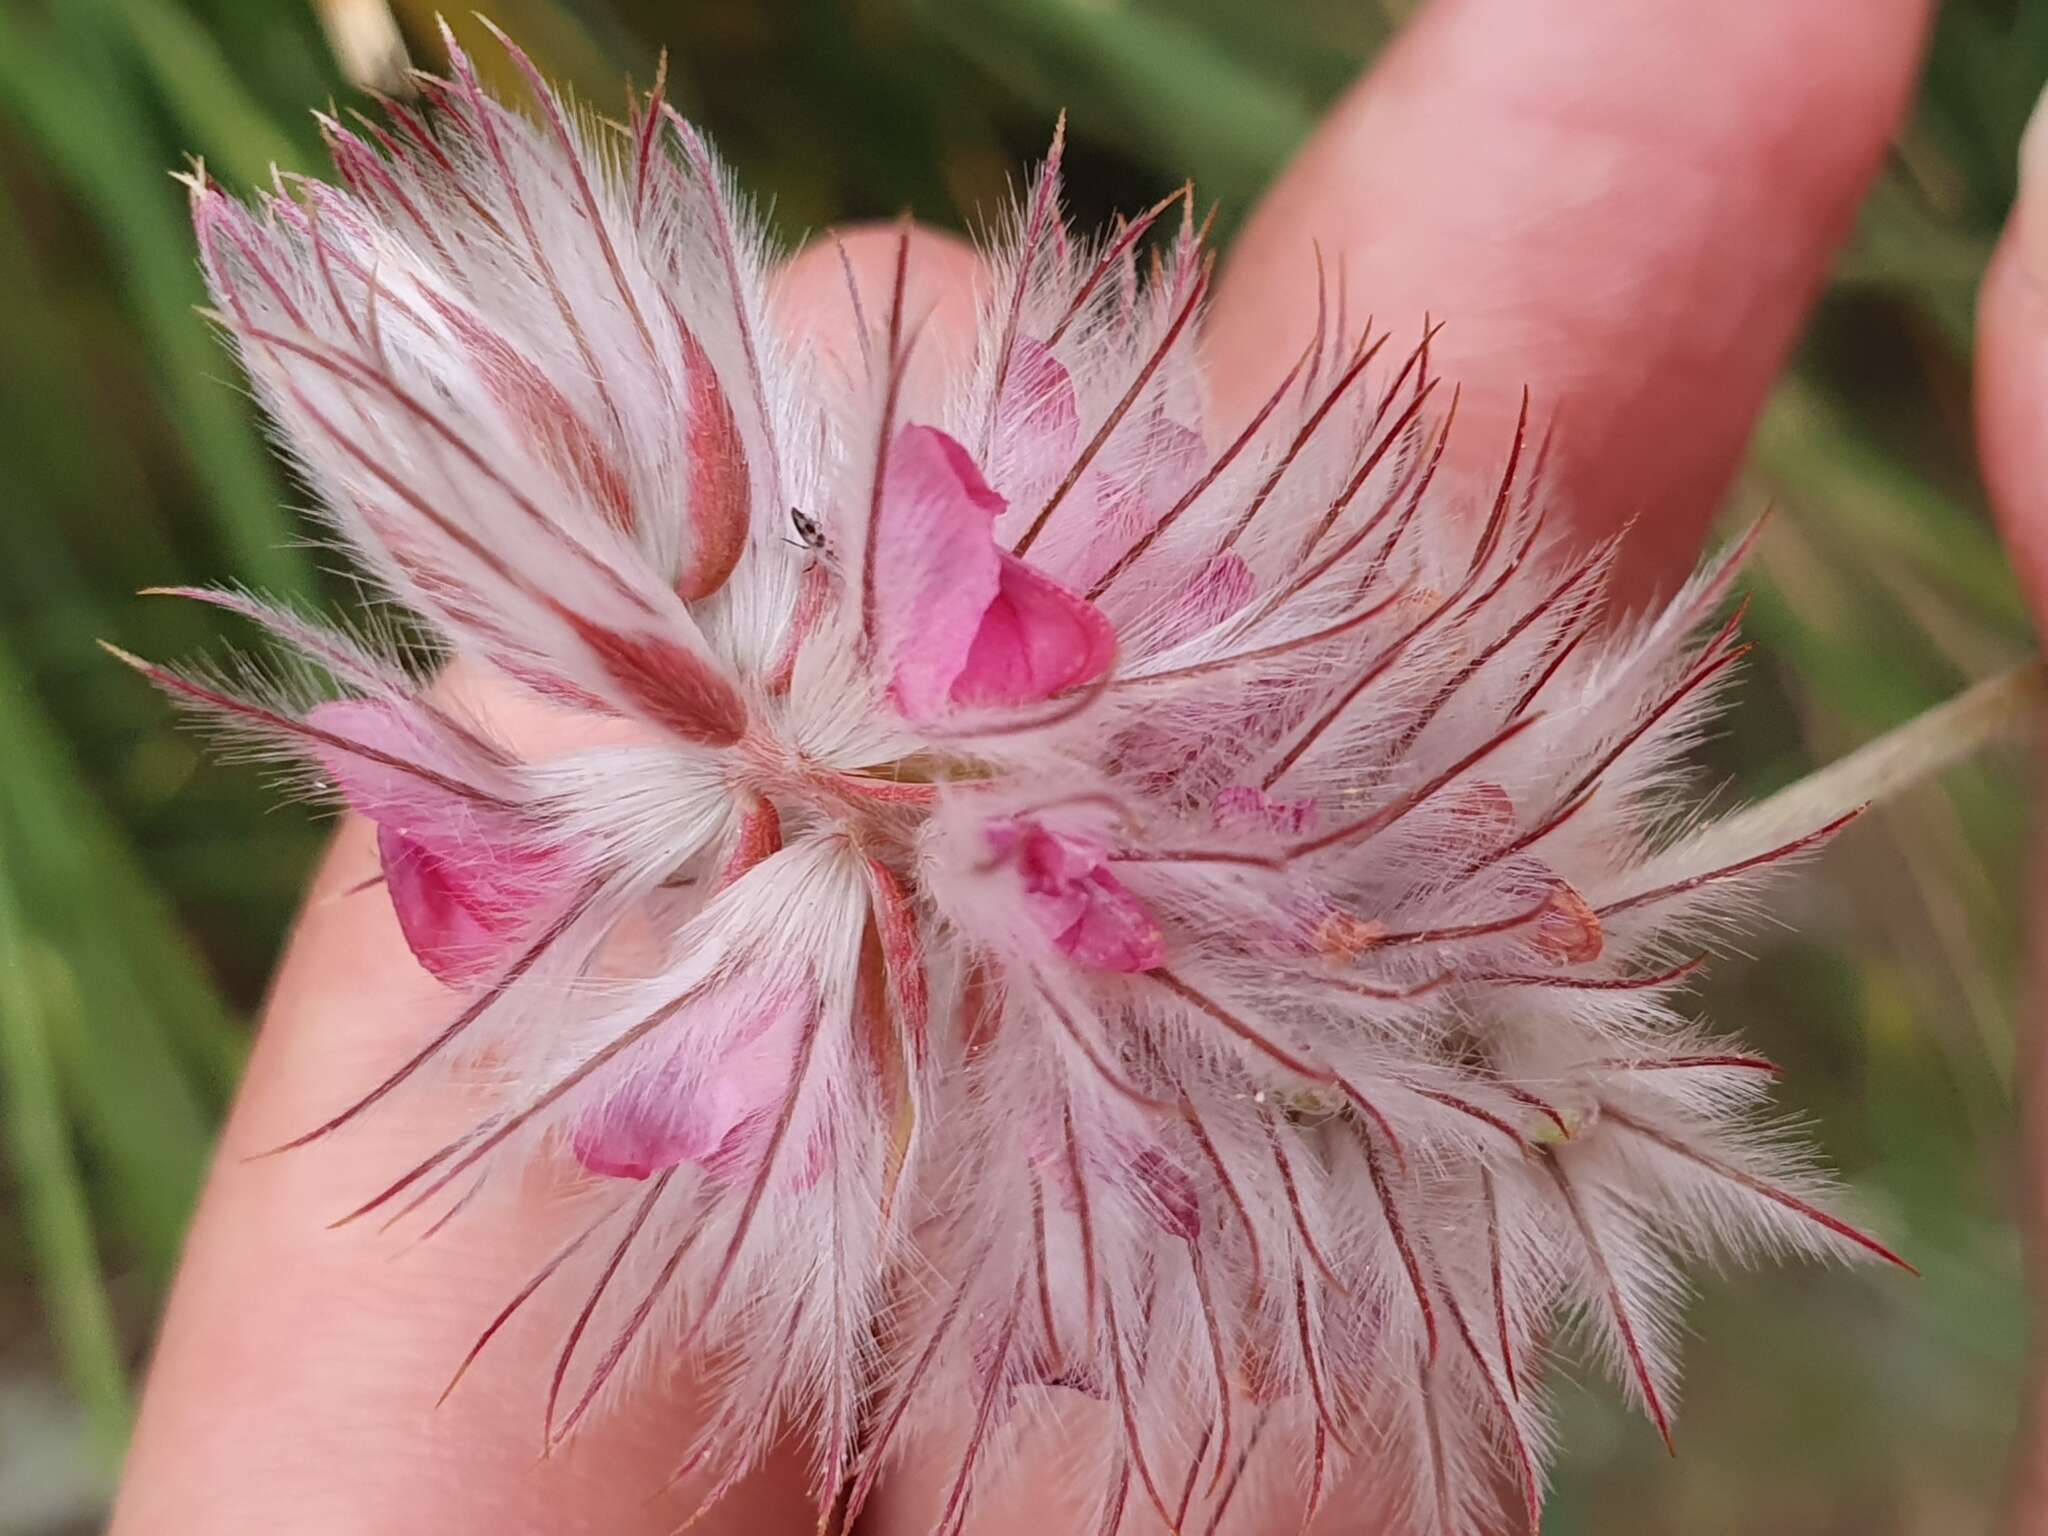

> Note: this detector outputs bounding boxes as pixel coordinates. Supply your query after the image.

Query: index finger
[1205,0,1933,600]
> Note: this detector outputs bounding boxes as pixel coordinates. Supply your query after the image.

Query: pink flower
[130,32,1906,1535]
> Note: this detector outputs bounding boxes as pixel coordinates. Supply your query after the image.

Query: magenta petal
[377,824,514,986]
[1148,550,1257,650]
[877,424,1116,718]
[570,1055,712,1181]
[1008,822,1166,972]
[1212,784,1317,836]
[1071,413,1207,588]
[1054,868,1167,971]
[307,698,563,985]
[376,821,562,986]
[1174,552,1256,634]
[571,1068,731,1181]
[876,425,1005,718]
[1126,1145,1201,1241]
[1148,417,1205,494]
[999,338,1080,451]
[950,552,1116,709]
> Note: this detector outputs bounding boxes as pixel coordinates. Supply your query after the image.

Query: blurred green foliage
[0,1,2039,1530]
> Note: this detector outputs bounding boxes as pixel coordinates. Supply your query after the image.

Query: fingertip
[1978,186,2048,619]
[1208,0,1934,598]
[1979,91,2048,1536]
[773,221,988,369]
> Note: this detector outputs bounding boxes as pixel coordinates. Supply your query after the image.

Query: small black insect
[788,506,826,552]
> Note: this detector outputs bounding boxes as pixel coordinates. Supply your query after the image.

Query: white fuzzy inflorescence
[141,25,1905,1535]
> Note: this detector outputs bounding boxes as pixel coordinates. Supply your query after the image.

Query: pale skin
[120,0,2048,1530]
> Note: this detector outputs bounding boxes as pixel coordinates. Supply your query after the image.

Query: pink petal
[572,993,799,1180]
[1054,868,1167,971]
[1071,412,1206,592]
[307,699,564,985]
[387,825,561,985]
[1102,415,1204,535]
[998,338,1081,456]
[875,425,1005,718]
[876,425,1116,719]
[306,698,459,825]
[376,823,537,985]
[950,552,1117,709]
[571,1053,715,1180]
[1146,417,1206,498]
[1002,821,1166,973]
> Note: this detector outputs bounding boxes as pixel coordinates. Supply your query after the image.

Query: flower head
[134,27,1905,1534]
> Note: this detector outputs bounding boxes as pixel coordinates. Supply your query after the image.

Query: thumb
[1973,83,2048,1533]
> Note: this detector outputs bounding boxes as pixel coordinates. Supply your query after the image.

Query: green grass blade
[1754,377,2029,634]
[907,0,1315,214]
[106,0,310,186]
[0,636,230,1278]
[0,7,310,600]
[0,862,132,1460]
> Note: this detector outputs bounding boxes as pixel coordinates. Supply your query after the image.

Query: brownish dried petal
[1312,909,1388,962]
[674,318,750,601]
[563,613,747,745]
[1533,881,1604,964]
